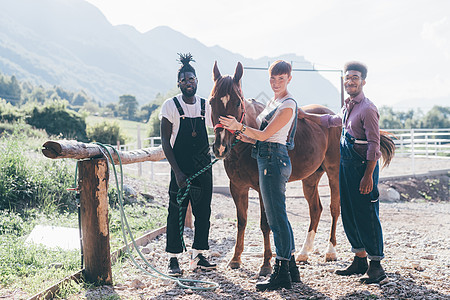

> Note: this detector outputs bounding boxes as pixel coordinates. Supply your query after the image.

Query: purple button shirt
[320,92,381,161]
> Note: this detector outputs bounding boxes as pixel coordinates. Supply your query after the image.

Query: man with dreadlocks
[159,53,216,276]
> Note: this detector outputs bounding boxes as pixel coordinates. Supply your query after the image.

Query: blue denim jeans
[254,142,295,261]
[340,130,384,261]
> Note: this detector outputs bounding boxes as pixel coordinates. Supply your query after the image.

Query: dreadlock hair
[177,53,196,80]
[344,61,368,79]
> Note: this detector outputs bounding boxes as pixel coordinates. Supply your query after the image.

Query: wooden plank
[27,270,83,300]
[110,226,167,263]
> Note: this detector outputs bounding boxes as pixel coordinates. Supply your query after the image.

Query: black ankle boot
[256,259,292,291]
[289,255,301,283]
[335,256,368,276]
[360,260,386,284]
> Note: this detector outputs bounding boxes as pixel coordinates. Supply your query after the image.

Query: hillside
[0,0,341,111]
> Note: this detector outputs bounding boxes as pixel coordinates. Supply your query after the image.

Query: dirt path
[63,156,450,300]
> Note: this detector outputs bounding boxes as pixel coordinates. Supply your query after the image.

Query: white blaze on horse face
[220,95,230,107]
[218,130,226,156]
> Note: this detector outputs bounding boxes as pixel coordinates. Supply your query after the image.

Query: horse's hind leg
[228,182,249,270]
[324,165,340,261]
[297,169,324,263]
[258,190,272,276]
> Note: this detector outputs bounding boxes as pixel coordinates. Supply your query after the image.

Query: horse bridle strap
[214,100,246,134]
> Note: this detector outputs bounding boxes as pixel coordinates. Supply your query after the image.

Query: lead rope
[91,142,219,290]
[176,138,239,252]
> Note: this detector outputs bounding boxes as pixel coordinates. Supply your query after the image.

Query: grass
[0,200,167,298]
[0,124,168,299]
[109,201,167,251]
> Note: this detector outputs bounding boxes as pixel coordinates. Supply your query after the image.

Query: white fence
[386,128,450,157]
[118,128,450,181]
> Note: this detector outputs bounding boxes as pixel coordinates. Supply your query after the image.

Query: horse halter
[213,95,246,135]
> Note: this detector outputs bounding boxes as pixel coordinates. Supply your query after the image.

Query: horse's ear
[233,62,243,83]
[213,61,221,82]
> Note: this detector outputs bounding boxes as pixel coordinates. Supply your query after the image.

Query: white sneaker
[190,253,217,271]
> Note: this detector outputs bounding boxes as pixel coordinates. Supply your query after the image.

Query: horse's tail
[380,130,396,168]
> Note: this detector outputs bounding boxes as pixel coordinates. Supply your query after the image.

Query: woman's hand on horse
[219,115,242,131]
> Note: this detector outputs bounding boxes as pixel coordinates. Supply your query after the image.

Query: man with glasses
[298,61,386,284]
[159,53,216,277]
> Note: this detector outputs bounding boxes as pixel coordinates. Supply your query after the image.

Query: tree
[105,103,118,117]
[54,86,74,102]
[379,106,402,129]
[118,95,139,120]
[422,106,450,129]
[138,103,158,122]
[72,90,90,106]
[29,87,47,104]
[0,74,21,105]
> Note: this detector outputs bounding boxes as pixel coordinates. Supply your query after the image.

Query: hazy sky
[85,0,449,109]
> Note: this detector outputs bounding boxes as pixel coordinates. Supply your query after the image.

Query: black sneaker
[168,257,183,277]
[190,254,217,270]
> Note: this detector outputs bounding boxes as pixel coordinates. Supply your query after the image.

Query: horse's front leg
[228,182,249,270]
[258,190,272,276]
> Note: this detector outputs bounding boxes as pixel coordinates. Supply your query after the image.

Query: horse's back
[289,104,340,181]
[302,104,337,116]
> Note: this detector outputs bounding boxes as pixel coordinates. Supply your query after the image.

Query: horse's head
[210,61,245,159]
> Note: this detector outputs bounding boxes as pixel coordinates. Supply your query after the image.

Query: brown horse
[209,61,342,276]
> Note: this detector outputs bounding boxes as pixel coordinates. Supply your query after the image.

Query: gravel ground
[65,157,450,300]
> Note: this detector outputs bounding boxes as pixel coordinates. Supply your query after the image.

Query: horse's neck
[243,99,264,129]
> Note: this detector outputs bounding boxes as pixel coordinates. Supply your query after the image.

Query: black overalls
[165,97,213,254]
[339,111,384,260]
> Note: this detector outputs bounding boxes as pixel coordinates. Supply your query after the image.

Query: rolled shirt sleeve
[362,106,382,161]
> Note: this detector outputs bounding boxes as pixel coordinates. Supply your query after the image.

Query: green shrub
[87,120,126,145]
[0,133,77,213]
[25,100,88,141]
[0,99,23,122]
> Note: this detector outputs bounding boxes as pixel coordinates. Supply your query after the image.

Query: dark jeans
[165,170,212,254]
[339,131,384,261]
[255,142,295,261]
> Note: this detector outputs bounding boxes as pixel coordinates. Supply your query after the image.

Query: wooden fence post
[78,158,112,285]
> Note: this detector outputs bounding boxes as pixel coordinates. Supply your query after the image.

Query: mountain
[0,0,341,112]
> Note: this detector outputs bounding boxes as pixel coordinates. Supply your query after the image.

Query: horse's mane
[210,75,243,101]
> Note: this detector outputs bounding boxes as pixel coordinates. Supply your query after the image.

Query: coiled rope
[91,142,221,290]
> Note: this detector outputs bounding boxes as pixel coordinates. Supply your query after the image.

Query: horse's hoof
[325,252,337,262]
[259,266,272,276]
[296,254,308,263]
[228,261,241,269]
